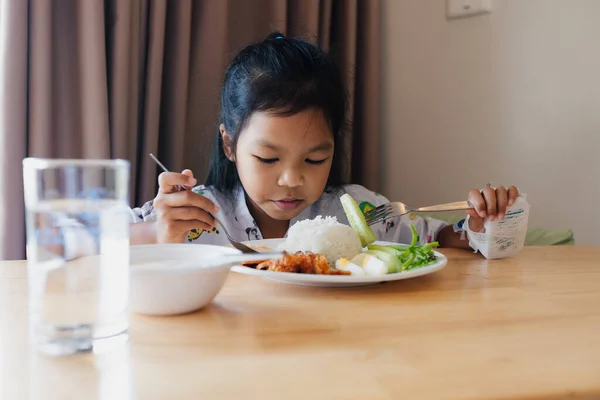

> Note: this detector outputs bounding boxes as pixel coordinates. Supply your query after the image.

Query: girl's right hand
[152,169,220,243]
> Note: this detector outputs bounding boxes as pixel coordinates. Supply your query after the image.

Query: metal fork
[363,200,474,226]
[149,153,259,253]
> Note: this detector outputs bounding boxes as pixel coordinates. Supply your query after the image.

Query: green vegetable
[367,243,402,257]
[398,226,439,271]
[410,225,419,247]
[387,245,410,252]
[402,253,416,270]
[340,194,377,247]
[340,192,440,273]
[371,225,439,273]
[365,250,401,274]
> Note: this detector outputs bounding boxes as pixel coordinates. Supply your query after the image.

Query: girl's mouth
[272,198,303,211]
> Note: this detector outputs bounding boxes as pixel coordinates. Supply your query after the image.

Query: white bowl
[129,244,241,316]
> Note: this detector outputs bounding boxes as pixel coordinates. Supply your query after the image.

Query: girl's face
[224,108,335,221]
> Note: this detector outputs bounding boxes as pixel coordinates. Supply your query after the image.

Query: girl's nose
[277,168,304,188]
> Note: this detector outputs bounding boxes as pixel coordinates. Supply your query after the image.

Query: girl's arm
[130,221,157,245]
[437,224,472,250]
[128,199,158,245]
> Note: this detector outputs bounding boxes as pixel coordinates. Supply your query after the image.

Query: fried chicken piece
[241,253,292,269]
[256,252,350,275]
[256,252,314,273]
[240,245,275,268]
[308,253,332,275]
[311,253,349,275]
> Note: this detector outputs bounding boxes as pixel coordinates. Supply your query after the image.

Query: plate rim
[230,239,447,283]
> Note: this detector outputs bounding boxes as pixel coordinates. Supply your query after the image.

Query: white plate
[230,239,448,287]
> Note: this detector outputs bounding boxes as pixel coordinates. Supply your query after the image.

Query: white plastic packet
[465,195,530,259]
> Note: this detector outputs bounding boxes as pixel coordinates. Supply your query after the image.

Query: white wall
[381,0,600,245]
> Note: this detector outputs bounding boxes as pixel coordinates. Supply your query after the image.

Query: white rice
[277,216,363,265]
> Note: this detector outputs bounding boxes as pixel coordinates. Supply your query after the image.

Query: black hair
[205,31,349,198]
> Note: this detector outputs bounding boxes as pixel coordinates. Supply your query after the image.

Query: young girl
[129,32,520,254]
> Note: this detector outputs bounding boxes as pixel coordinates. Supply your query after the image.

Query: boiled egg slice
[335,258,366,276]
[350,253,388,276]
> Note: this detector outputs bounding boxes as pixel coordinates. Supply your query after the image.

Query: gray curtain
[0,0,381,260]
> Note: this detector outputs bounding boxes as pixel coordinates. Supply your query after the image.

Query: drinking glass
[22,158,131,356]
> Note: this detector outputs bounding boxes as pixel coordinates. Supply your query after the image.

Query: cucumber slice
[340,194,377,247]
[350,253,388,276]
[388,245,410,252]
[365,250,401,274]
[367,243,402,257]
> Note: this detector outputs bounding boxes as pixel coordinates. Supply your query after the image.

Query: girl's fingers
[158,172,197,193]
[495,186,508,220]
[164,219,214,237]
[507,186,519,206]
[467,189,487,219]
[482,187,497,220]
[465,209,480,218]
[467,216,485,233]
[467,184,519,225]
[156,190,219,213]
[181,169,195,179]
[158,206,216,228]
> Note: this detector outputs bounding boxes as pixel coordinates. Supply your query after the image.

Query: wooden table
[2,247,600,400]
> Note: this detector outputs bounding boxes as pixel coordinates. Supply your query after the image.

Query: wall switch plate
[446,0,492,19]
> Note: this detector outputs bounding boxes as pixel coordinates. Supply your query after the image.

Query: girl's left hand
[466,185,520,233]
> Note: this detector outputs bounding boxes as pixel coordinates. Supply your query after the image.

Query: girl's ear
[219,124,235,162]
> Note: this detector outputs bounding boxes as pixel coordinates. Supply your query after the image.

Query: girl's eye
[255,156,278,164]
[306,158,328,165]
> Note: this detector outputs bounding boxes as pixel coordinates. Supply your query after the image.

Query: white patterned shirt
[129,184,448,246]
